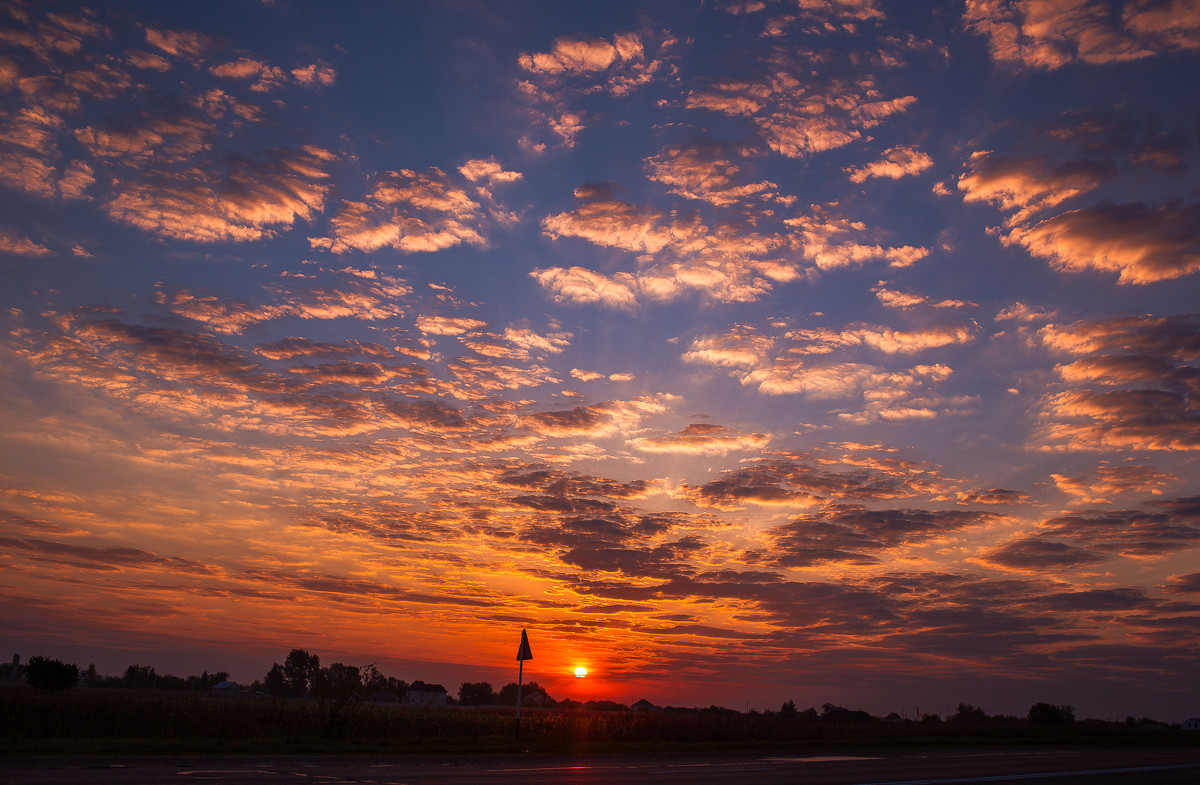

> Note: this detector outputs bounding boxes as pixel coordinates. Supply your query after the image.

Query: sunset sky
[2,0,1200,721]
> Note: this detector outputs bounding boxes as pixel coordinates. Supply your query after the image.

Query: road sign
[517,628,533,661]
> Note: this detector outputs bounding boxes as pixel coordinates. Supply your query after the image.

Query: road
[4,747,1200,784]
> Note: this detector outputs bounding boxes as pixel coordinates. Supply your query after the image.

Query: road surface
[4,747,1200,784]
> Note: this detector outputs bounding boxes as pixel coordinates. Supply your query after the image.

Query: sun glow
[574,666,588,678]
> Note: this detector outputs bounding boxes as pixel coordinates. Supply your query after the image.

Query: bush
[25,657,79,692]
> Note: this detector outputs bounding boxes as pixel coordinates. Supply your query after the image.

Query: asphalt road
[4,747,1200,784]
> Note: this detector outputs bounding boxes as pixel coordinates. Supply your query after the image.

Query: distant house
[1184,717,1200,731]
[405,680,448,706]
[211,680,241,696]
[632,698,657,712]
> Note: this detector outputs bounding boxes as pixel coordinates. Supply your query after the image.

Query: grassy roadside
[3,686,1197,757]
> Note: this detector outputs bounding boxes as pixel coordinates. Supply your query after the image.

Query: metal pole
[515,659,524,740]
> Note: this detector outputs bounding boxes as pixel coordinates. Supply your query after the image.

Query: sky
[1,0,1199,721]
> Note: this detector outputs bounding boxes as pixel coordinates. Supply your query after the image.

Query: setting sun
[574,666,588,678]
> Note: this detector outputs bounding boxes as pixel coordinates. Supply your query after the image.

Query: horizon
[2,1,1199,727]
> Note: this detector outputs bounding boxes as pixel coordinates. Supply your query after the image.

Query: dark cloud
[1040,501,1200,556]
[498,466,647,498]
[981,537,1107,569]
[0,536,215,574]
[685,455,947,509]
[766,504,998,567]
[1164,572,1200,594]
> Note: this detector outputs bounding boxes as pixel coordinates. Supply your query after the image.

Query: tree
[952,703,989,723]
[459,681,496,706]
[497,681,550,706]
[780,699,797,717]
[25,656,79,692]
[1028,702,1074,725]
[263,663,287,696]
[311,661,371,738]
[123,664,155,689]
[282,648,320,696]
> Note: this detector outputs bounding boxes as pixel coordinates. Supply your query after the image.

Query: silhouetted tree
[498,681,550,706]
[263,663,287,696]
[780,699,797,717]
[459,681,496,705]
[282,648,320,696]
[25,656,79,692]
[952,703,989,723]
[1028,702,1074,725]
[123,664,155,689]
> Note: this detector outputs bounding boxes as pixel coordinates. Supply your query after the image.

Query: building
[1184,717,1200,731]
[405,680,448,706]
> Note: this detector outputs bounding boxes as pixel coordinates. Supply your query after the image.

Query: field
[2,686,1196,756]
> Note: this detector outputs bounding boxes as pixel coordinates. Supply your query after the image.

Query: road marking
[854,762,1200,785]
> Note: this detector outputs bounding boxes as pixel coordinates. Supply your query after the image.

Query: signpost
[515,628,532,740]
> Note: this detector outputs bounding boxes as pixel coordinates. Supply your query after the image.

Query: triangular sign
[516,628,533,661]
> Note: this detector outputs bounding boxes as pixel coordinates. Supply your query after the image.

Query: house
[405,680,448,706]
[1183,717,1200,731]
[632,698,657,712]
[211,680,241,696]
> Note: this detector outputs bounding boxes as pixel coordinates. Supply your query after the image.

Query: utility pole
[515,628,533,740]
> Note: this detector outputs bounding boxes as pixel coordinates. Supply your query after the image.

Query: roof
[408,680,447,693]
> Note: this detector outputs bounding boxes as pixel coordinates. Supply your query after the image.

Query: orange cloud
[846,145,933,183]
[963,0,1199,70]
[105,147,334,243]
[312,165,515,254]
[644,142,782,207]
[629,423,771,455]
[0,228,52,256]
[1035,314,1200,450]
[1004,200,1200,284]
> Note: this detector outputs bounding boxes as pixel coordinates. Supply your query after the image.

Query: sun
[573,666,588,678]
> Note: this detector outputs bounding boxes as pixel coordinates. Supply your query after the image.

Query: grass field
[2,685,1196,756]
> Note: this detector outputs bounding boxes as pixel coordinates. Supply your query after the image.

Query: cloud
[1034,501,1200,558]
[785,204,928,270]
[0,536,216,575]
[0,228,52,256]
[957,149,1114,225]
[312,165,514,254]
[1035,314,1200,450]
[517,398,666,439]
[963,0,1200,70]
[683,321,970,421]
[782,322,978,354]
[682,325,774,367]
[517,31,667,97]
[75,110,215,163]
[1004,200,1200,284]
[682,450,951,510]
[1052,464,1177,504]
[985,495,1200,571]
[873,285,974,310]
[162,270,411,333]
[105,146,335,243]
[144,27,215,60]
[458,157,522,184]
[290,63,337,87]
[845,145,933,183]
[685,49,915,159]
[629,423,771,455]
[644,142,782,207]
[537,199,921,307]
[530,266,640,309]
[766,504,998,567]
[416,315,487,336]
